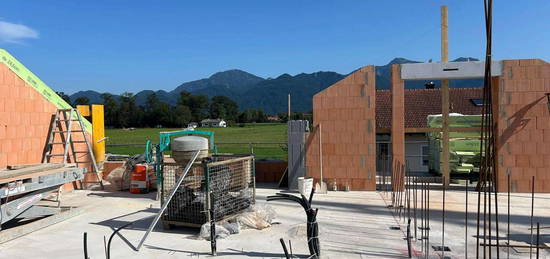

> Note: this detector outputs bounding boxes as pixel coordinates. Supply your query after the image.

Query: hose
[107,222,133,259]
[267,189,320,258]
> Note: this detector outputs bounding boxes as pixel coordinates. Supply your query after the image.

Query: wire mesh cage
[161,154,255,227]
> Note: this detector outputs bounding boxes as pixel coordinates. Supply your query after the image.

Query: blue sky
[0,1,548,94]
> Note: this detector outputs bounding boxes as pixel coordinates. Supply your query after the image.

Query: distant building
[267,116,280,121]
[201,119,227,127]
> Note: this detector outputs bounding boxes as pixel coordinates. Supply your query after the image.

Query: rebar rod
[414,176,417,239]
[507,173,511,259]
[442,176,446,259]
[530,176,535,259]
[465,179,469,258]
[83,232,89,259]
[426,182,430,259]
[407,218,412,258]
[537,222,540,259]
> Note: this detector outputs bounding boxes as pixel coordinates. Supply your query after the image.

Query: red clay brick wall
[0,63,58,167]
[391,64,405,189]
[306,66,376,190]
[0,63,93,190]
[497,59,550,193]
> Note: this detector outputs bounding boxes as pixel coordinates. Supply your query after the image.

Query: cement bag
[236,204,277,230]
[105,166,126,191]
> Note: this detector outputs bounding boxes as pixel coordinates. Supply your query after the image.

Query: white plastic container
[298,177,313,199]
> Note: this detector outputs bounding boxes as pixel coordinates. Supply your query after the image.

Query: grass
[105,123,288,160]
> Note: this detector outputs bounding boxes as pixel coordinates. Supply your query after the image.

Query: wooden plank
[2,163,64,175]
[441,5,450,187]
[0,207,83,244]
[0,166,78,184]
[6,163,43,170]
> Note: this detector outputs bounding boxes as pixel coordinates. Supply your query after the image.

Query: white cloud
[0,20,39,44]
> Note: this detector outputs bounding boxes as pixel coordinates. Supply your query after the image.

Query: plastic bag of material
[199,223,230,240]
[222,221,240,234]
[236,204,277,230]
[105,166,126,191]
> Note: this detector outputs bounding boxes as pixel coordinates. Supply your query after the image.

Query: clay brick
[0,139,10,153]
[530,154,544,168]
[537,142,550,155]
[509,92,522,104]
[536,168,550,180]
[513,66,528,80]
[7,152,18,165]
[536,117,550,129]
[523,142,537,155]
[541,66,550,78]
[0,152,7,168]
[516,155,530,167]
[519,59,538,67]
[503,155,516,167]
[15,125,25,139]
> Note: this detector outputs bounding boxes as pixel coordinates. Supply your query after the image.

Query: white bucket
[298,177,313,199]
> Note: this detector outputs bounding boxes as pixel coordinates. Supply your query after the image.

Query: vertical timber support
[441,5,450,187]
[91,104,106,164]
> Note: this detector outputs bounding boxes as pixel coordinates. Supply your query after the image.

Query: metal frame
[0,167,85,228]
[151,129,217,198]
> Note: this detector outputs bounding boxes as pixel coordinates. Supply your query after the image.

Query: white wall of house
[376,133,429,173]
[404,134,429,173]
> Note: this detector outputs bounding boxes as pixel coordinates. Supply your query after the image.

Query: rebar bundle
[267,189,320,258]
[476,0,500,257]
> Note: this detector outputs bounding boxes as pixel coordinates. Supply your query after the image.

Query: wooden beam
[288,93,291,119]
[0,166,72,184]
[441,5,450,187]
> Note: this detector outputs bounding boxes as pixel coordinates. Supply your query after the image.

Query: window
[380,143,389,158]
[422,145,430,166]
[471,98,485,106]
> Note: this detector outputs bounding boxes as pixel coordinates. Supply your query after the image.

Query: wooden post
[441,5,450,187]
[288,93,291,120]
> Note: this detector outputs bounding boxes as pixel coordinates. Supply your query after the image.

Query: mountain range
[69,57,483,114]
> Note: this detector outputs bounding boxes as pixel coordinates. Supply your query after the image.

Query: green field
[105,123,288,160]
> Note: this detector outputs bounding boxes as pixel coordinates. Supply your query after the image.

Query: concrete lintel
[401,60,502,80]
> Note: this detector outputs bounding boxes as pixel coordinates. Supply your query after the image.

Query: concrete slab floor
[2,184,548,258]
[0,185,410,259]
[379,183,550,259]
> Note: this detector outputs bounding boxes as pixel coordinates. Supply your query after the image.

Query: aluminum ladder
[43,108,104,189]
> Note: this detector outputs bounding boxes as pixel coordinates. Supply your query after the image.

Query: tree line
[57,91,273,128]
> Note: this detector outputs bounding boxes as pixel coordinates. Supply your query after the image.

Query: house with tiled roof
[306,59,550,192]
[375,87,483,172]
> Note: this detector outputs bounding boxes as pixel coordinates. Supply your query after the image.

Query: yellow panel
[77,105,91,117]
[91,104,105,163]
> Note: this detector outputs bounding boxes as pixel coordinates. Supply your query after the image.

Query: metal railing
[106,142,287,160]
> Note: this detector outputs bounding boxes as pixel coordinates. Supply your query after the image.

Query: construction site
[1,2,550,259]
